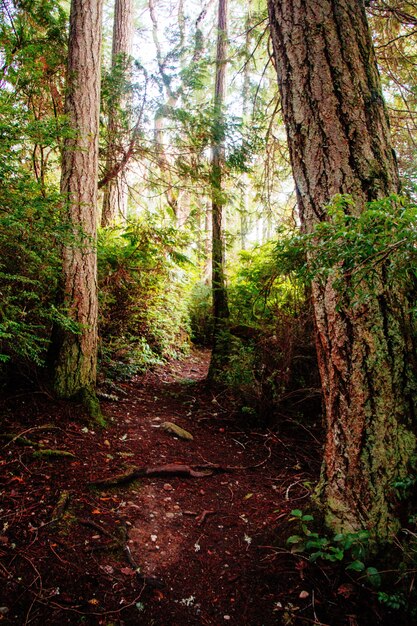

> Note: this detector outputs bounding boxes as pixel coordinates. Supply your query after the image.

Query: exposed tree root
[90,463,226,488]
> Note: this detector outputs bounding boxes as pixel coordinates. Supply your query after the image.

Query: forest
[1,0,417,624]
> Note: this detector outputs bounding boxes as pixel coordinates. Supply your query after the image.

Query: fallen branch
[0,433,39,447]
[51,490,71,522]
[1,424,57,449]
[33,449,75,459]
[90,463,225,489]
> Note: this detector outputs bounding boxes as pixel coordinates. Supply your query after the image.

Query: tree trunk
[208,0,230,379]
[54,0,103,413]
[101,0,133,227]
[268,0,417,539]
[240,7,251,251]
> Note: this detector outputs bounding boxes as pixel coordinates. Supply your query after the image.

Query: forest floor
[0,349,397,625]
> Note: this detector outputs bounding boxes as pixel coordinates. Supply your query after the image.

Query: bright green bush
[218,242,319,420]
[0,171,67,372]
[188,281,214,345]
[98,218,194,378]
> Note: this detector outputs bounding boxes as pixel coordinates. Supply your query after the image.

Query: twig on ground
[196,510,216,526]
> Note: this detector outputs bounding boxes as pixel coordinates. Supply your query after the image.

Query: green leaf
[346,560,365,572]
[286,535,303,545]
[366,567,381,588]
[290,509,303,518]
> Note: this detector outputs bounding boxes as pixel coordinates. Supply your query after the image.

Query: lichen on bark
[268,0,417,540]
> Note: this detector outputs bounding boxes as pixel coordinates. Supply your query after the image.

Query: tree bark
[101,0,133,227]
[268,0,417,539]
[54,0,103,405]
[208,0,230,379]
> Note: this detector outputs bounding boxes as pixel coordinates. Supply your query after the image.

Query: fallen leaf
[243,493,253,500]
[337,583,355,599]
[88,599,99,605]
[120,567,136,576]
[92,509,101,515]
[154,590,164,601]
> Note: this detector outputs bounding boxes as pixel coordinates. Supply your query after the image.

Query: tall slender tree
[208,0,230,379]
[268,0,417,538]
[54,0,103,416]
[101,0,134,227]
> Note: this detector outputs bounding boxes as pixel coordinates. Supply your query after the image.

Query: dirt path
[0,349,325,625]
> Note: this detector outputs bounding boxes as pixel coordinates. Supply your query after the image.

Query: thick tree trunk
[54,0,103,408]
[208,0,230,379]
[101,0,133,227]
[268,0,417,538]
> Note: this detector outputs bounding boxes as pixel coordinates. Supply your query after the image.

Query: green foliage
[0,172,67,370]
[287,509,379,584]
[98,218,194,378]
[229,242,303,327]
[393,474,417,500]
[377,591,408,611]
[219,243,318,420]
[188,281,213,346]
[275,194,417,302]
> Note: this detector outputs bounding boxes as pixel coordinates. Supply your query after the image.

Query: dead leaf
[337,583,355,599]
[120,567,136,576]
[153,590,164,601]
[88,599,99,605]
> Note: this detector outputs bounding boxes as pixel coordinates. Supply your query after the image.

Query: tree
[101,0,134,227]
[208,0,230,379]
[268,0,417,538]
[54,0,103,417]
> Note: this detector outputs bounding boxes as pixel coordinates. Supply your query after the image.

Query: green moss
[33,448,75,459]
[78,387,106,427]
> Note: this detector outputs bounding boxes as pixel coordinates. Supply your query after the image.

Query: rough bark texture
[208,0,230,380]
[268,0,417,538]
[54,0,103,400]
[101,0,133,227]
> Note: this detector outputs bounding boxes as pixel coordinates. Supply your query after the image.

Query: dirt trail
[0,349,323,625]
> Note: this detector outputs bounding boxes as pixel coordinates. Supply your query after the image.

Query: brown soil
[0,350,398,625]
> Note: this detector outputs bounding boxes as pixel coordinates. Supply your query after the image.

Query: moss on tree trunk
[54,0,103,424]
[268,0,417,539]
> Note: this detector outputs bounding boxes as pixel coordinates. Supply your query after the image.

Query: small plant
[377,591,407,611]
[393,474,417,500]
[287,509,380,586]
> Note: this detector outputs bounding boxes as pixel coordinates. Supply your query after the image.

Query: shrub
[222,243,320,421]
[98,218,194,378]
[188,281,214,346]
[0,173,67,375]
